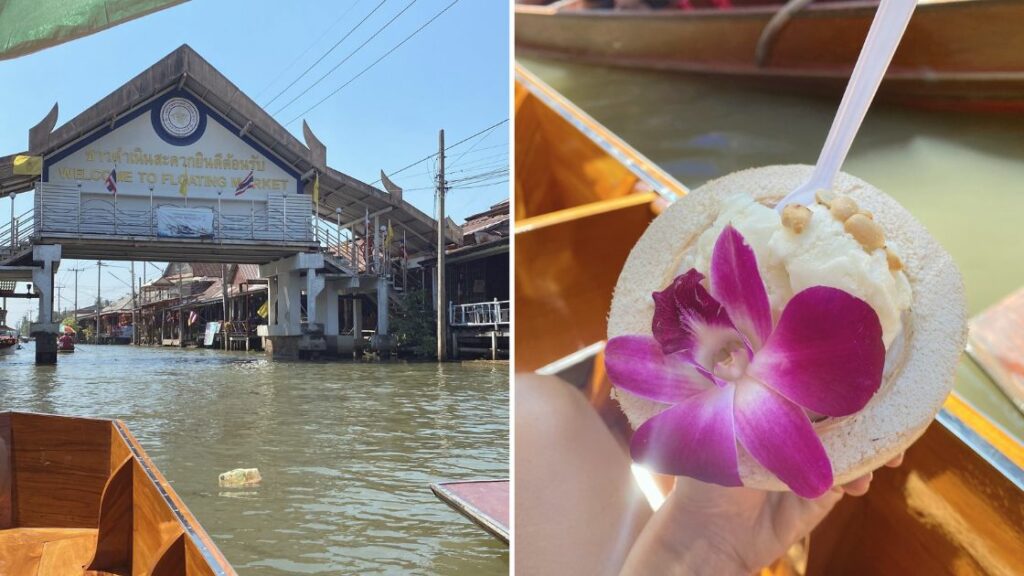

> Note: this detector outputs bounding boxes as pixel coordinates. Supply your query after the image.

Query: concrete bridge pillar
[353,297,363,355]
[374,278,391,355]
[305,269,324,332]
[258,252,324,359]
[316,283,339,357]
[30,244,61,365]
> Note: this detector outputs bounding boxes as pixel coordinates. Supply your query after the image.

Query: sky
[0,0,509,326]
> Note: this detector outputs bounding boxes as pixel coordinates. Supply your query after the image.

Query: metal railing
[449,299,510,328]
[0,208,35,259]
[34,182,313,243]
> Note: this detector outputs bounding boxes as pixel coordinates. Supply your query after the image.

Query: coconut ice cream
[607,165,967,495]
[677,193,912,347]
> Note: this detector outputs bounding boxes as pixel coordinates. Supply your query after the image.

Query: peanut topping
[844,213,885,251]
[815,189,836,207]
[781,204,812,233]
[829,196,859,222]
[885,247,903,271]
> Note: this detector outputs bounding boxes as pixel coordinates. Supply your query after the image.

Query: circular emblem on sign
[159,97,201,138]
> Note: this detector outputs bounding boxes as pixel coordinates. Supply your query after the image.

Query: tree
[18,313,32,335]
[389,289,437,360]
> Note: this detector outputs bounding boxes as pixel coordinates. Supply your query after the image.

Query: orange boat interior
[0,412,232,576]
[514,65,1024,575]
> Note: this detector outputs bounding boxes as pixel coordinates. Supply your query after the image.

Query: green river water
[522,57,1024,440]
[0,344,508,575]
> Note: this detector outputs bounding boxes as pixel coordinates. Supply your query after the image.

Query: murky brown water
[0,344,508,575]
[522,57,1024,439]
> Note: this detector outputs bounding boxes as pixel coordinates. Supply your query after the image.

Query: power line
[264,0,388,110]
[448,122,500,167]
[253,0,364,101]
[285,0,463,126]
[273,0,422,118]
[369,118,508,188]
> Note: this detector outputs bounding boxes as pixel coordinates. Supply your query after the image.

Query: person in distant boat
[516,374,904,576]
[58,333,74,349]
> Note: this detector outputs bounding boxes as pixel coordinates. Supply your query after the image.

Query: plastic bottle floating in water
[219,468,262,487]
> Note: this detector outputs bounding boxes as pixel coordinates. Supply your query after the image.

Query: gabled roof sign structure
[0,44,449,255]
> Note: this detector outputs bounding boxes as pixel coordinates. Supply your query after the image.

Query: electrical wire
[369,118,508,188]
[284,0,463,126]
[264,0,388,110]
[272,0,422,118]
[253,0,364,101]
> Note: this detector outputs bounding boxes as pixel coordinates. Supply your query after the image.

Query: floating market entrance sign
[39,90,309,242]
[46,91,299,198]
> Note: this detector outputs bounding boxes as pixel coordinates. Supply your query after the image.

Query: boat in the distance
[0,411,237,575]
[0,325,18,356]
[515,0,1024,111]
[58,331,76,353]
[515,63,1024,574]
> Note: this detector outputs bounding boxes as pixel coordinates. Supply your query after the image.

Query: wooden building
[423,200,510,359]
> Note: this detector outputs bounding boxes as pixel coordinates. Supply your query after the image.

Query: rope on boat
[755,0,816,67]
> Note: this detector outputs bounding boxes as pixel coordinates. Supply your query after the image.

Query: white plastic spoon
[777,0,918,212]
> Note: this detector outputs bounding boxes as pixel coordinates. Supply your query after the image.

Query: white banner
[204,321,220,347]
[156,206,215,238]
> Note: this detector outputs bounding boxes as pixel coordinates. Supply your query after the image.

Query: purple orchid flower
[606,225,885,498]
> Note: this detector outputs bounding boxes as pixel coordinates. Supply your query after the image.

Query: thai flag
[105,167,117,195]
[234,170,255,196]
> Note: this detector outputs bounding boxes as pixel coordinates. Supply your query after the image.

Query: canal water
[0,344,508,575]
[522,57,1024,439]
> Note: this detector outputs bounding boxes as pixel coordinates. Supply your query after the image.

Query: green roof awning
[0,0,187,61]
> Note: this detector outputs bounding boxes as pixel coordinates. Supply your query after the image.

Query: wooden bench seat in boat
[0,412,235,576]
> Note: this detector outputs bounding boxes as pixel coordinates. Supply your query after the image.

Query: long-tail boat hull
[0,412,236,575]
[516,0,1024,111]
[514,63,1024,574]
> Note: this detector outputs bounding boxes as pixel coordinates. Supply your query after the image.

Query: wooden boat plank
[0,413,235,575]
[0,412,10,529]
[38,530,98,576]
[132,458,188,575]
[805,394,1024,575]
[966,286,1024,414]
[516,194,658,372]
[10,413,111,528]
[88,456,133,572]
[114,420,234,573]
[430,480,509,544]
[515,66,689,371]
[0,527,97,576]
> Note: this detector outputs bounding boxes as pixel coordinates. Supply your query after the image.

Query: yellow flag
[179,171,188,197]
[257,301,268,319]
[385,220,394,248]
[12,155,42,176]
[312,172,320,207]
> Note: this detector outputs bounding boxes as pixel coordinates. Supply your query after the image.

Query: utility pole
[436,129,447,362]
[56,284,63,319]
[95,260,105,344]
[130,261,137,345]
[221,263,229,350]
[68,266,84,324]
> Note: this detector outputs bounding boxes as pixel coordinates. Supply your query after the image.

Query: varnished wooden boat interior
[0,412,235,576]
[514,64,686,372]
[515,64,1024,574]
